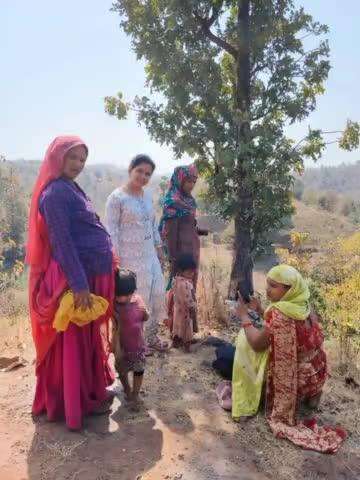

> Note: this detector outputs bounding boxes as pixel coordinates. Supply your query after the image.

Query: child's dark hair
[129,154,156,173]
[176,253,197,272]
[115,268,137,296]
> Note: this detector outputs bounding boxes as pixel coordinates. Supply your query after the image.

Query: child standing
[113,269,148,407]
[167,254,197,352]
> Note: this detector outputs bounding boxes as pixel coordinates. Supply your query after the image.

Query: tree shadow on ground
[301,450,360,480]
[148,350,196,436]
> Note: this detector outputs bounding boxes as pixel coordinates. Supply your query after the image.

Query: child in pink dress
[167,254,197,353]
[113,269,148,406]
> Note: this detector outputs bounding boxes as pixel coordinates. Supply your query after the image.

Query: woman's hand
[73,290,93,311]
[157,246,165,269]
[141,307,149,322]
[248,295,264,315]
[236,293,250,321]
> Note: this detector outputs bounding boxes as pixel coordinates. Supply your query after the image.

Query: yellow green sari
[232,330,268,418]
[232,264,310,419]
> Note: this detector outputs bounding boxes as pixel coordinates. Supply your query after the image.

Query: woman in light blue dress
[105,155,168,353]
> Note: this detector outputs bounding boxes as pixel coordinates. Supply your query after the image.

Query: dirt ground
[1,325,360,480]
[1,253,359,480]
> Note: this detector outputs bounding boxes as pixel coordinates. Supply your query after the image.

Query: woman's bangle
[242,321,253,328]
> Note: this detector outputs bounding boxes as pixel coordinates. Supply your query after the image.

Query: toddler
[167,254,197,352]
[113,269,148,407]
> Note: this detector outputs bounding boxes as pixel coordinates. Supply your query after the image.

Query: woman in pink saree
[27,136,115,430]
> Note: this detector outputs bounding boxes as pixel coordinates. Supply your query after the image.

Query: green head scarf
[265,265,310,321]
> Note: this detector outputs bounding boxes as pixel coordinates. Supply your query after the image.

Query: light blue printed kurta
[105,188,166,343]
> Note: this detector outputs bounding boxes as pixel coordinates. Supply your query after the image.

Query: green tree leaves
[106,0,359,278]
[104,92,129,120]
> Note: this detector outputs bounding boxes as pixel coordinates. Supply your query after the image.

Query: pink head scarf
[26,135,88,272]
[27,136,88,368]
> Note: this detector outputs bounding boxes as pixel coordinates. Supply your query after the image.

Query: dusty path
[1,334,360,480]
[0,342,269,480]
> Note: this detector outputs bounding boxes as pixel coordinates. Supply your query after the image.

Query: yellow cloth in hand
[53,291,109,332]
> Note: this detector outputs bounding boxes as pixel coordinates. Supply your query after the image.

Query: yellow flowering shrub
[276,231,360,365]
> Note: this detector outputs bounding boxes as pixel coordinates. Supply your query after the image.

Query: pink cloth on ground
[216,380,232,411]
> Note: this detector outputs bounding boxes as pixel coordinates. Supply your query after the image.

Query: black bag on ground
[212,343,235,380]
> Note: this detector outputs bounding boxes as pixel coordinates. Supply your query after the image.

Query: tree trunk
[229,204,254,300]
[228,0,253,299]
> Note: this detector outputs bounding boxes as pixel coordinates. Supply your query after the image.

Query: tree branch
[294,47,321,65]
[251,61,267,76]
[298,32,316,41]
[251,105,275,122]
[291,130,342,154]
[291,136,308,153]
[193,10,238,59]
[322,130,343,135]
[207,3,223,28]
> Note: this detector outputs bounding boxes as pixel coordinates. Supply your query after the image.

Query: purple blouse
[39,178,113,292]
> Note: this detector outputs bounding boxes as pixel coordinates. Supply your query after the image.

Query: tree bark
[229,200,254,300]
[228,0,254,299]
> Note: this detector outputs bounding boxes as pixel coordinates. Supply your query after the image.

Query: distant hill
[291,199,356,244]
[7,159,360,242]
[300,162,360,200]
[8,160,163,218]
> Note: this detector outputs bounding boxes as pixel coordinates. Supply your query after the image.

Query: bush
[340,197,355,217]
[276,231,360,367]
[0,164,26,273]
[317,191,338,213]
[293,178,305,200]
[302,189,319,206]
[0,163,26,321]
[349,205,360,225]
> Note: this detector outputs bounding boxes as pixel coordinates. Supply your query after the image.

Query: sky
[1,1,359,174]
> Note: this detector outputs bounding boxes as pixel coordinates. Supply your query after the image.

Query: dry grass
[0,287,28,318]
[0,285,29,352]
[197,245,232,329]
